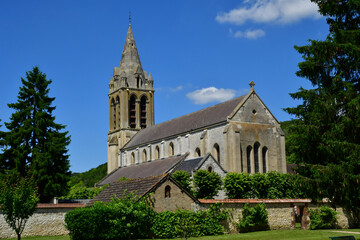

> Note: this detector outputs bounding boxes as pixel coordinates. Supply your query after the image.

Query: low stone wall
[0,203,84,239]
[198,199,352,233]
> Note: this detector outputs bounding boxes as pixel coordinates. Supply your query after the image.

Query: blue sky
[0,0,328,173]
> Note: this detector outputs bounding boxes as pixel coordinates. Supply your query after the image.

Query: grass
[7,229,360,240]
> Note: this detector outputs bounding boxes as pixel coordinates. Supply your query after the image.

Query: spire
[118,21,144,79]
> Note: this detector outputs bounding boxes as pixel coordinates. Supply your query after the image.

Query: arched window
[111,98,116,129]
[142,149,147,163]
[262,147,268,173]
[165,185,171,198]
[212,143,220,163]
[131,152,135,165]
[155,146,160,159]
[116,96,120,128]
[246,146,252,173]
[195,148,201,157]
[208,166,213,172]
[129,95,136,129]
[140,96,147,129]
[254,142,260,173]
[168,142,174,156]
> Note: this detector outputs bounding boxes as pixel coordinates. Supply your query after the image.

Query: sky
[0,0,329,173]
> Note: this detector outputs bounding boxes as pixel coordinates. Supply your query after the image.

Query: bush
[172,171,192,193]
[309,206,338,230]
[65,194,155,240]
[193,170,222,199]
[224,173,253,199]
[60,181,107,199]
[237,203,269,233]
[151,203,229,239]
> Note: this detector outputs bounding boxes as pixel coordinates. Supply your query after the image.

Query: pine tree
[285,0,360,226]
[0,67,70,202]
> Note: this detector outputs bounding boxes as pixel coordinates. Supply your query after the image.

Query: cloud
[186,87,236,105]
[216,0,320,25]
[232,29,266,39]
[169,86,183,92]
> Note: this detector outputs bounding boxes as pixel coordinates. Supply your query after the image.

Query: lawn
[8,230,360,240]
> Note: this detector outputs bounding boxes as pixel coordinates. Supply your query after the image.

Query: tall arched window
[168,142,174,156]
[116,96,120,128]
[155,146,160,159]
[140,96,147,129]
[111,98,116,129]
[131,152,135,165]
[254,142,260,173]
[195,148,201,157]
[212,143,220,163]
[262,147,268,173]
[165,185,171,198]
[142,149,147,163]
[129,95,136,129]
[247,146,252,173]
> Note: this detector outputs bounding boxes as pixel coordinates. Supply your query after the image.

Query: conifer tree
[0,67,70,202]
[285,0,360,226]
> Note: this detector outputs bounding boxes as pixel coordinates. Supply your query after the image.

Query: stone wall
[0,203,84,239]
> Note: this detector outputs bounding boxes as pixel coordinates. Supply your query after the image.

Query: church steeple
[107,19,155,174]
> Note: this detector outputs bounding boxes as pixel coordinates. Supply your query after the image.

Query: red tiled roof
[199,199,312,204]
[36,203,85,209]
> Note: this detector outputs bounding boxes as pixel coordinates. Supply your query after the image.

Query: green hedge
[237,203,269,233]
[151,203,229,239]
[224,172,306,199]
[65,194,155,240]
[309,206,338,230]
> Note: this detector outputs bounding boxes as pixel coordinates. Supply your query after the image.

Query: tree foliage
[0,67,71,202]
[284,0,360,226]
[237,203,269,233]
[171,170,192,193]
[0,175,39,240]
[309,206,338,230]
[193,170,222,199]
[68,163,107,188]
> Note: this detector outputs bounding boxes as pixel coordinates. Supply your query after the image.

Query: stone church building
[106,22,286,179]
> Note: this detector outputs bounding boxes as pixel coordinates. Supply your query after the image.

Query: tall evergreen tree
[0,67,70,202]
[285,0,360,226]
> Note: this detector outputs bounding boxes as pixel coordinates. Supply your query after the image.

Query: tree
[193,170,222,199]
[172,170,192,193]
[284,0,360,226]
[0,67,71,202]
[0,175,39,240]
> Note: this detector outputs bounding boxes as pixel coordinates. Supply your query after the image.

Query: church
[104,21,286,183]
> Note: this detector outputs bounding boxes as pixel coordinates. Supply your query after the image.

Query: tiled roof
[89,175,165,206]
[174,157,203,174]
[123,95,246,149]
[96,154,187,186]
[35,203,85,209]
[199,199,312,204]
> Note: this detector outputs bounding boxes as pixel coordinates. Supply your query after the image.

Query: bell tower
[107,20,155,174]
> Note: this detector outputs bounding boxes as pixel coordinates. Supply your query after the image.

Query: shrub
[193,170,222,199]
[172,171,192,193]
[224,172,252,199]
[309,206,338,230]
[237,203,269,233]
[65,193,155,240]
[151,203,229,239]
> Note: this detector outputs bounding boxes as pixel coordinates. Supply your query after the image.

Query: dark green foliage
[151,203,229,239]
[68,163,107,188]
[65,194,155,240]
[0,175,39,240]
[237,203,269,233]
[0,67,70,202]
[309,206,338,230]
[193,170,222,199]
[171,170,192,192]
[60,182,107,200]
[284,0,360,225]
[224,172,305,199]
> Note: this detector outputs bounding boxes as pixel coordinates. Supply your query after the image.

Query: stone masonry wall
[0,204,83,239]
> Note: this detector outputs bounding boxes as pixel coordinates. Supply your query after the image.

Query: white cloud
[169,86,183,92]
[186,87,236,105]
[216,0,320,25]
[233,29,266,39]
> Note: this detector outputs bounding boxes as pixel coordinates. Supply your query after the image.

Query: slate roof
[174,157,203,174]
[123,95,247,149]
[96,154,187,186]
[89,175,165,206]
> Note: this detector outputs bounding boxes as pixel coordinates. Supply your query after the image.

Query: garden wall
[0,203,84,239]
